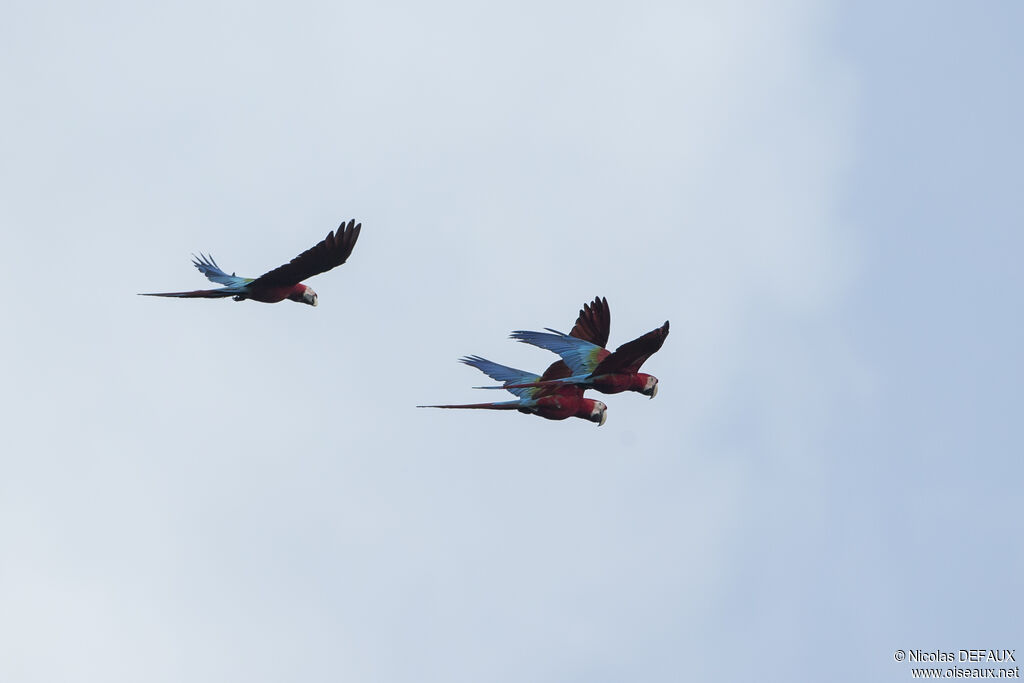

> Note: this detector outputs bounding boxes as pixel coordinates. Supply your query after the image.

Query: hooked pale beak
[650,382,657,399]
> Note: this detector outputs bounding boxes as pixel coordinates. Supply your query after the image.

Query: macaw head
[291,284,319,307]
[587,400,608,426]
[638,373,658,398]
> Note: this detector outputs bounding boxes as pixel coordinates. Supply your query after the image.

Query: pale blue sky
[0,2,1020,681]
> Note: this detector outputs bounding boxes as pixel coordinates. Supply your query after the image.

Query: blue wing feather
[192,253,253,288]
[509,329,604,375]
[460,355,542,398]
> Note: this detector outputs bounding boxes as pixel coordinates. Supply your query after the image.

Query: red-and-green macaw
[482,302,669,398]
[418,356,608,425]
[140,220,361,306]
[418,297,611,425]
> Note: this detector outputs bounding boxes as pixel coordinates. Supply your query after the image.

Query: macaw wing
[460,356,542,399]
[543,379,586,399]
[536,296,610,386]
[568,296,610,348]
[249,219,361,288]
[510,329,607,376]
[593,321,669,375]
[192,253,253,288]
[539,360,571,382]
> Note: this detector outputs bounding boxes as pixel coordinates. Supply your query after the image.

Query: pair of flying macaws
[141,221,669,426]
[419,296,670,426]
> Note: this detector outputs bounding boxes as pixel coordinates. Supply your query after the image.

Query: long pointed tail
[138,289,236,298]
[417,401,525,410]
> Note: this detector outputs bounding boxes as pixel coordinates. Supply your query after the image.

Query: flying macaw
[417,356,608,425]
[480,307,669,398]
[140,219,361,306]
[417,297,612,425]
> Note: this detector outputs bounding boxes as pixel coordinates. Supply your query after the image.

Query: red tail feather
[417,402,521,410]
[138,289,236,298]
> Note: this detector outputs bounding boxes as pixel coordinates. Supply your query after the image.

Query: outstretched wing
[568,296,610,348]
[461,355,542,399]
[192,253,252,288]
[249,219,361,288]
[593,321,670,375]
[536,296,610,385]
[510,329,608,376]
